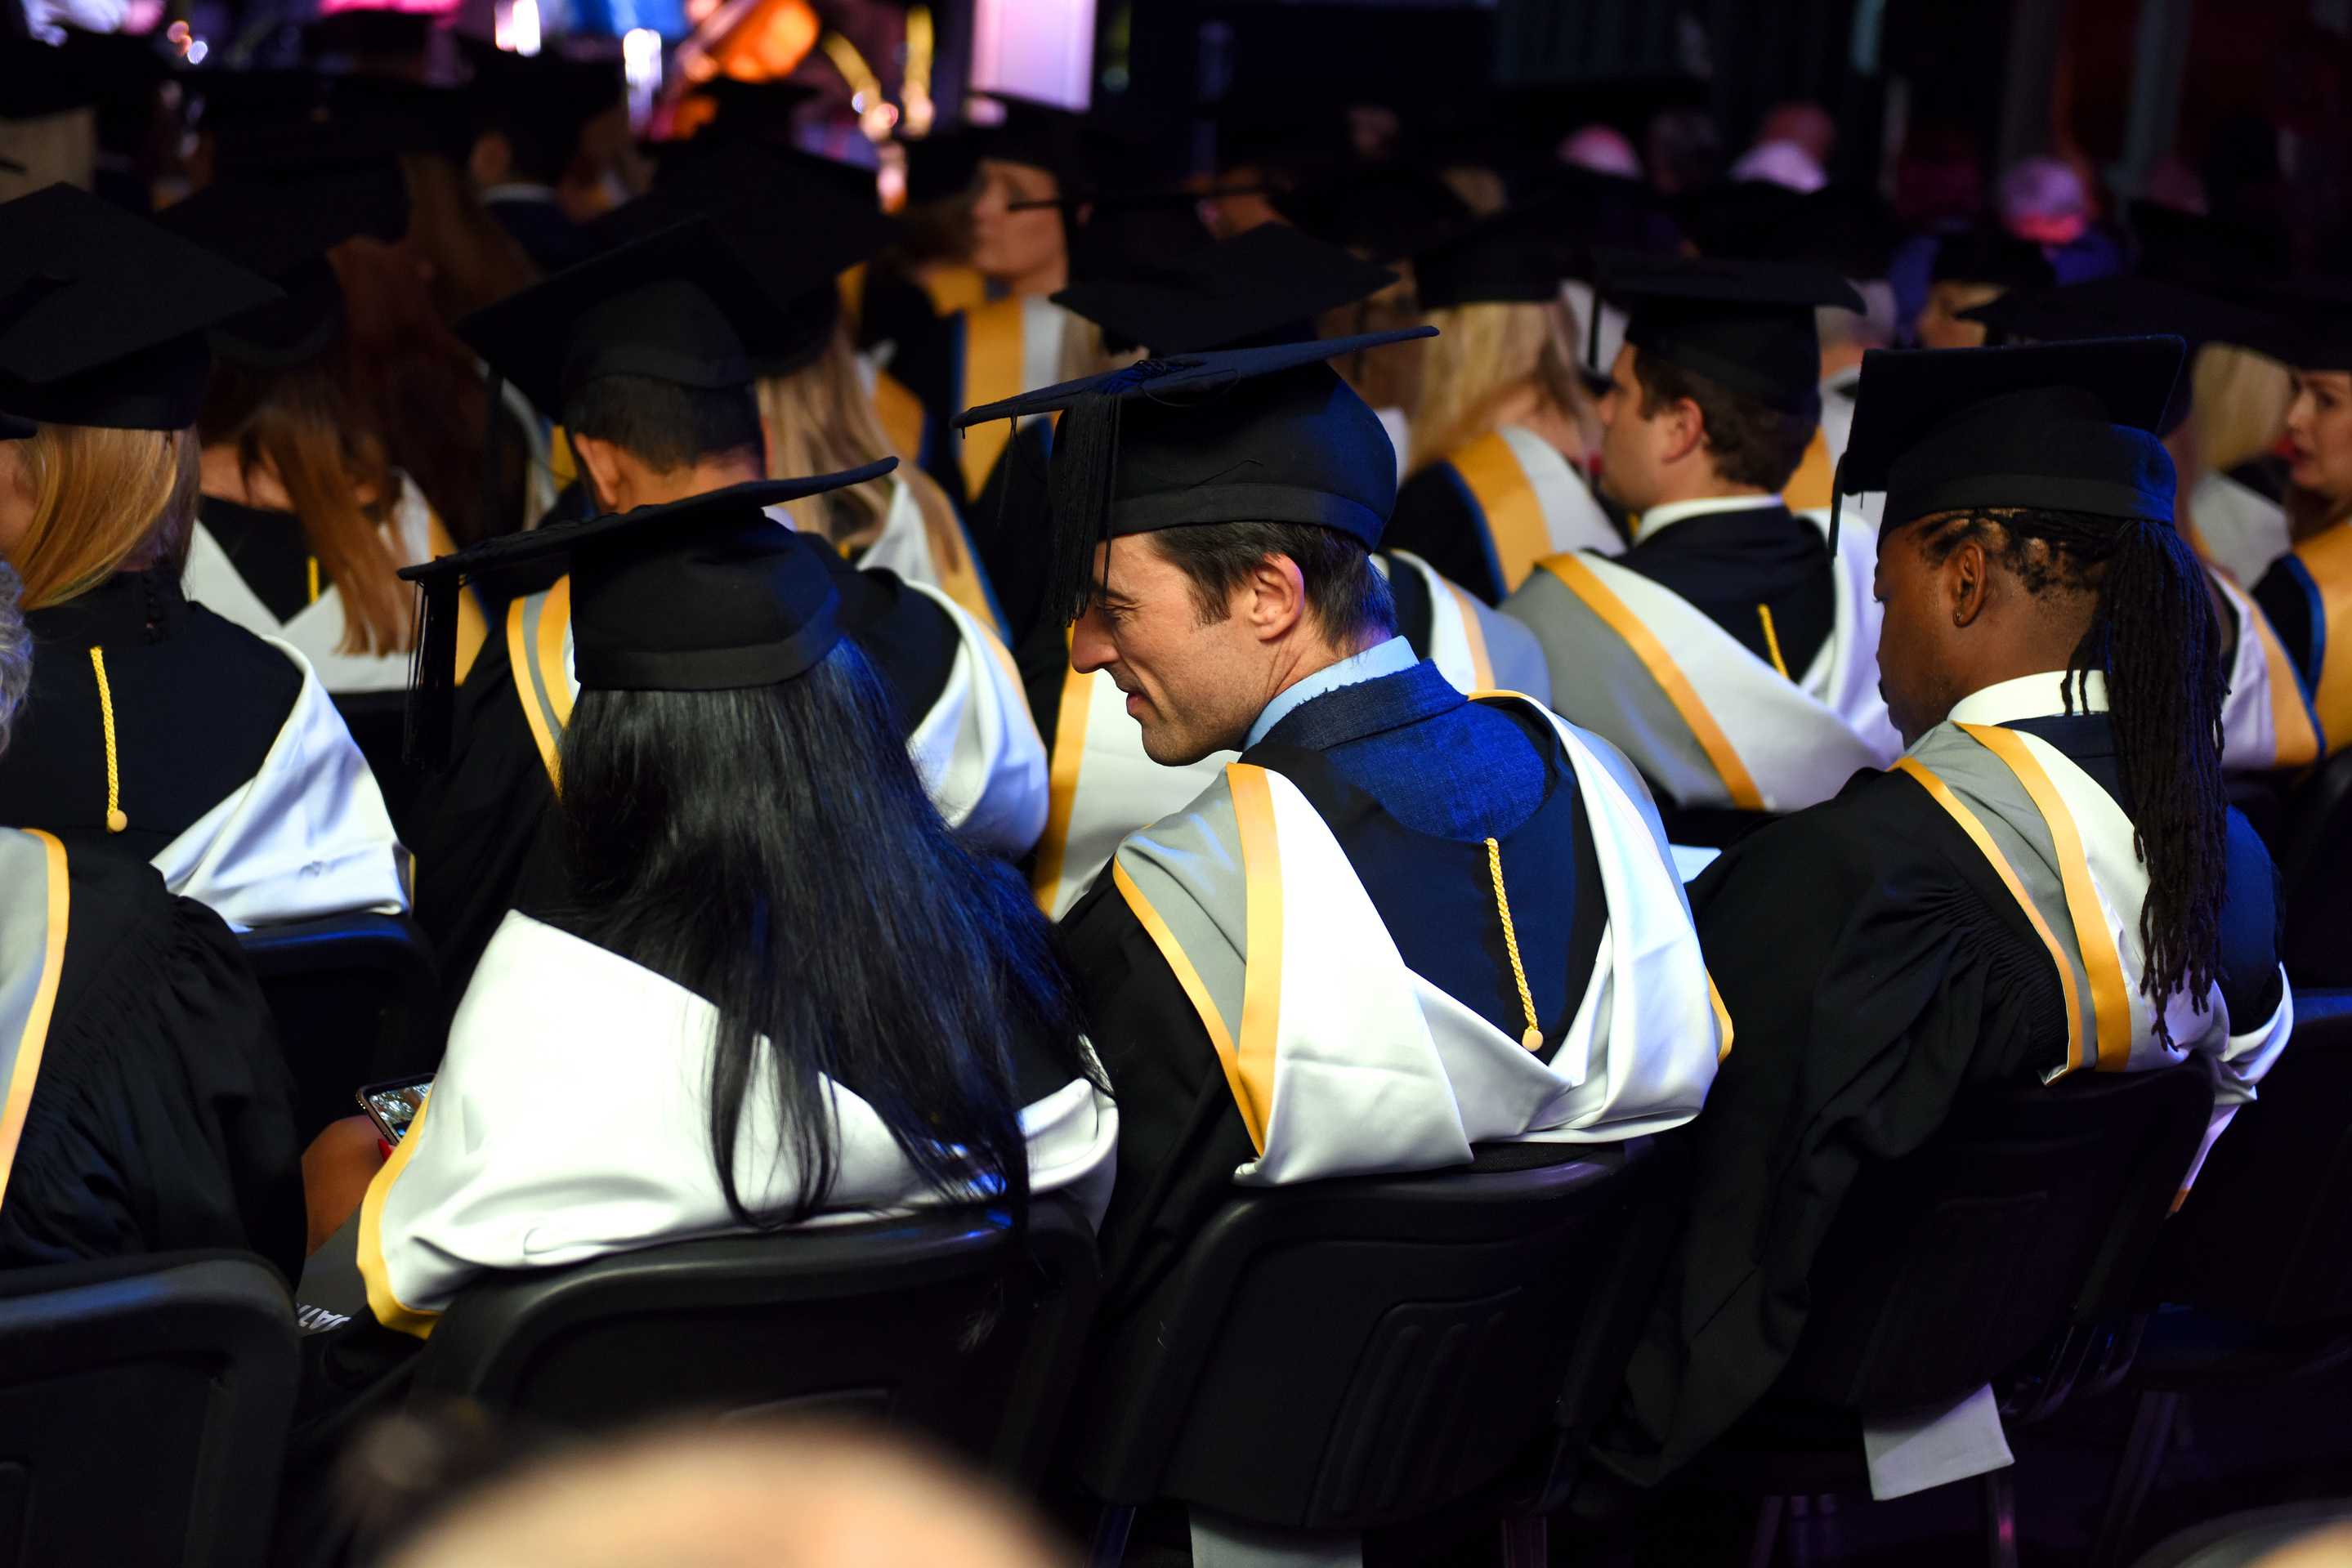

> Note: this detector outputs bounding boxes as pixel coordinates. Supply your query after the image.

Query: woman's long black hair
[552,640,1095,1227]
[1916,506,2229,1042]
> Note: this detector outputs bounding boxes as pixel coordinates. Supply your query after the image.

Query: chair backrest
[2279,748,2352,988]
[409,1197,1101,1483]
[1071,1142,1681,1533]
[1773,1066,2213,1413]
[0,1252,299,1568]
[239,913,440,1141]
[2154,989,2352,1327]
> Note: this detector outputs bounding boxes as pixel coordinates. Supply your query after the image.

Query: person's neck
[603,455,763,512]
[994,255,1068,300]
[1489,382,1587,463]
[1819,342,1868,382]
[1251,629,1386,720]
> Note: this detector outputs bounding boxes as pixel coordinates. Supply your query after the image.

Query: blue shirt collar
[1245,636,1419,749]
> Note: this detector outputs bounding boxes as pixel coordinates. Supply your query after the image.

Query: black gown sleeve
[0,855,305,1286]
[1058,874,1259,1325]
[1585,770,2068,1494]
[1385,462,1506,605]
[967,422,1056,649]
[2251,556,2321,694]
[405,627,557,1013]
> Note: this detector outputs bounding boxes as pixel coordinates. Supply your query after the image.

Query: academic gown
[409,532,1031,1010]
[481,189,595,275]
[0,828,305,1284]
[2254,522,2352,757]
[1586,684,2289,1496]
[1384,426,1623,605]
[1061,660,1718,1324]
[0,568,410,929]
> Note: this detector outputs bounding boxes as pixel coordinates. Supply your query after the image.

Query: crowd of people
[1,15,2349,1561]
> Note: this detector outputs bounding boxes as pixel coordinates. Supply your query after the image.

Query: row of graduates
[0,105,2322,1550]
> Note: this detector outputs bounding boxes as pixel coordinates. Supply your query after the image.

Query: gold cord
[89,646,126,833]
[306,556,321,605]
[1485,836,1542,1052]
[1756,603,1791,680]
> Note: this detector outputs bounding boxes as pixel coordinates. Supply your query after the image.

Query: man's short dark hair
[1148,520,1396,647]
[1631,351,1818,493]
[561,374,763,474]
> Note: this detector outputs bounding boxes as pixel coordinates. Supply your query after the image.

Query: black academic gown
[483,192,595,275]
[1617,504,1834,676]
[409,534,961,1012]
[0,569,302,862]
[1585,711,2284,1494]
[965,420,1056,650]
[1059,661,1607,1325]
[0,846,305,1284]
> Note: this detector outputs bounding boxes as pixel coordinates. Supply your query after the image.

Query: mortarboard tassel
[1044,386,1125,628]
[1827,453,1849,556]
[403,574,461,772]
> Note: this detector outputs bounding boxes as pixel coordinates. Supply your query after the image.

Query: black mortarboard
[397,463,893,764]
[585,173,894,375]
[1683,181,1899,282]
[974,95,1092,193]
[302,7,436,65]
[1837,337,2184,547]
[2127,201,2291,293]
[0,29,170,123]
[952,328,1433,625]
[1062,187,1216,292]
[1273,163,1473,264]
[680,76,825,141]
[456,214,786,417]
[1599,252,1862,412]
[1929,223,2055,291]
[2234,279,2352,373]
[1959,277,2278,432]
[646,129,877,209]
[1054,222,1397,355]
[154,159,409,366]
[0,183,283,433]
[465,45,623,182]
[1415,203,1573,310]
[901,127,984,206]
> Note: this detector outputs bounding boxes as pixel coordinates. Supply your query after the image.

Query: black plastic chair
[239,912,440,1142]
[1068,1141,1682,1567]
[409,1196,1101,1484]
[2278,748,2352,987]
[1681,1066,2214,1568]
[0,1250,300,1568]
[2088,992,2352,1568]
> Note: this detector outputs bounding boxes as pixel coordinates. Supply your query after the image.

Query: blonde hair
[0,108,96,204]
[758,324,968,573]
[2193,342,2294,475]
[11,422,200,611]
[1407,299,1587,474]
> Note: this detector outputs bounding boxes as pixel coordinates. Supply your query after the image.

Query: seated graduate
[1019,229,1558,916]
[954,334,1724,1322]
[1501,253,1900,846]
[1385,204,1622,604]
[1960,278,2322,775]
[0,560,306,1282]
[360,475,1114,1330]
[2247,284,2352,757]
[0,185,409,931]
[1589,337,2294,1499]
[461,46,619,277]
[409,212,1048,1004]
[161,160,490,699]
[1912,222,2055,351]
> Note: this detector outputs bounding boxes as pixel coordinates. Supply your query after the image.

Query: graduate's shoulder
[1702,764,1965,889]
[175,602,306,716]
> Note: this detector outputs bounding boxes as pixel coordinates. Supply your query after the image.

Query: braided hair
[1911,506,2229,1043]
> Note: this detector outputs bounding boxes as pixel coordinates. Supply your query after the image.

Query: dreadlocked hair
[1912,506,2229,1044]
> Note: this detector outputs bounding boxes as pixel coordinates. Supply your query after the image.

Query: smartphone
[356,1076,434,1146]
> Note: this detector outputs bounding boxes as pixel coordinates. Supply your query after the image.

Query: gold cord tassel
[1485,836,1541,1052]
[1756,602,1791,680]
[89,646,127,833]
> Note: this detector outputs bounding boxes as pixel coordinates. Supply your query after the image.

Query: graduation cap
[973,94,1094,194]
[2233,279,2352,373]
[0,30,163,121]
[465,45,623,181]
[0,183,284,433]
[1061,185,1217,292]
[1958,277,2278,433]
[456,213,789,418]
[1054,222,1397,355]
[901,127,986,207]
[1836,336,2184,551]
[2127,201,2290,293]
[396,462,894,765]
[154,159,410,366]
[679,76,825,141]
[1273,163,1473,264]
[585,172,895,375]
[302,6,438,65]
[1415,202,1576,310]
[1599,252,1863,413]
[952,328,1433,625]
[1929,223,2055,291]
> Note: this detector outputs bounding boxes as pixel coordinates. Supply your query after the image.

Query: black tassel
[404,574,460,772]
[1827,453,1849,556]
[1044,389,1124,626]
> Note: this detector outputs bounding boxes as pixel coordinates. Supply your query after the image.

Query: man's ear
[1658,396,1709,467]
[1245,552,1308,642]
[571,434,626,513]
[1949,537,1992,628]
